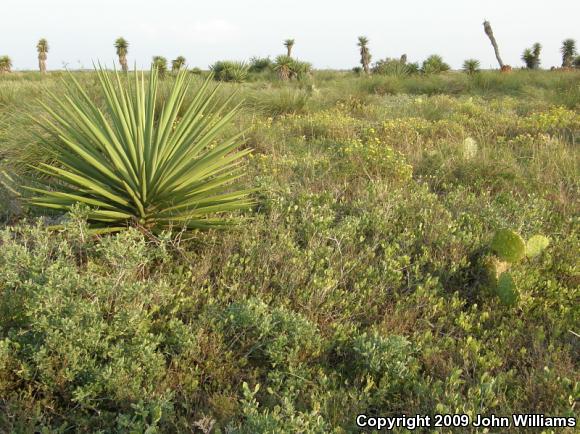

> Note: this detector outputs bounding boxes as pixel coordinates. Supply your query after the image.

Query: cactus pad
[482,255,509,286]
[526,235,550,258]
[491,229,526,263]
[496,272,518,306]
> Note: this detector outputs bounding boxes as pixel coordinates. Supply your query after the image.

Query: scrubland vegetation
[0,65,579,432]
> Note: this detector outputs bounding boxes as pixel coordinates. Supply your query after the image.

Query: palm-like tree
[114,37,129,72]
[172,56,186,73]
[357,36,371,75]
[462,59,481,74]
[152,56,168,77]
[274,55,293,81]
[483,20,507,70]
[522,43,541,69]
[561,39,577,68]
[37,39,49,74]
[0,56,12,73]
[284,39,295,57]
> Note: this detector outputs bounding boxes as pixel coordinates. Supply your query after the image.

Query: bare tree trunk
[287,46,292,57]
[278,66,290,81]
[483,21,505,69]
[38,54,47,73]
[119,56,128,72]
[361,49,370,74]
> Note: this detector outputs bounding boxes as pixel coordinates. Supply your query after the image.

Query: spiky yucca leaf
[27,66,254,233]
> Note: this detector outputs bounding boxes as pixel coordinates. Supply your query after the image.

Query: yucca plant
[284,39,295,57]
[0,56,12,73]
[462,58,481,74]
[372,58,411,77]
[172,56,186,73]
[274,55,293,81]
[27,67,254,233]
[421,55,450,74]
[561,39,577,68]
[357,36,371,75]
[483,20,508,70]
[37,39,49,74]
[210,61,249,83]
[115,37,129,72]
[522,43,541,69]
[290,59,312,80]
[152,56,168,77]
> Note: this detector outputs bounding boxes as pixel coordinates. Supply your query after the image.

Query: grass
[0,68,579,432]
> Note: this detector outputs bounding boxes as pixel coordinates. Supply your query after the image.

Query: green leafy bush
[248,56,274,73]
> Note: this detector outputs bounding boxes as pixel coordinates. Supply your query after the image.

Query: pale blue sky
[2,0,579,70]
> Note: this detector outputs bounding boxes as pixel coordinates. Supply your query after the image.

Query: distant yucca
[37,39,49,74]
[561,39,577,68]
[210,61,249,83]
[421,55,450,74]
[462,59,481,74]
[0,56,12,73]
[172,56,186,73]
[114,38,129,72]
[284,39,295,57]
[152,56,168,77]
[357,36,371,75]
[522,43,541,69]
[372,58,412,77]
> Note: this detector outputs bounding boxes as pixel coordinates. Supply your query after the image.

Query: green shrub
[249,56,274,73]
[220,298,323,368]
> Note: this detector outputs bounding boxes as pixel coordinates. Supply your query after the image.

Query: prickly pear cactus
[496,272,518,306]
[482,255,509,286]
[491,229,526,263]
[526,235,550,258]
